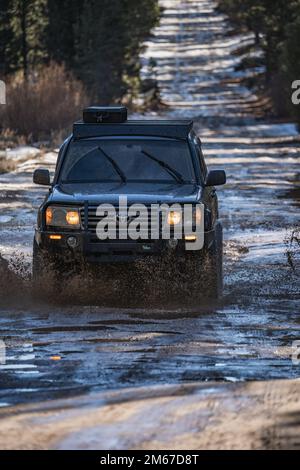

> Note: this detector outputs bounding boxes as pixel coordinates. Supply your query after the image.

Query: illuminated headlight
[45,206,81,229]
[194,206,202,224]
[167,210,182,226]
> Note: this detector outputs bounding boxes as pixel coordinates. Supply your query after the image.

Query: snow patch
[5,146,40,162]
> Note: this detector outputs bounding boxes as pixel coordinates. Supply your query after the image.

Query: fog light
[185,235,197,242]
[67,236,78,248]
[49,235,62,241]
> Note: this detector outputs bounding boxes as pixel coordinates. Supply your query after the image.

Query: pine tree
[72,0,160,103]
[218,0,300,122]
[1,0,160,102]
[0,0,48,78]
[0,0,12,75]
[218,0,300,82]
[46,0,82,68]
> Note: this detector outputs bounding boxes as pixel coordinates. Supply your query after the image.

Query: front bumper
[35,229,214,264]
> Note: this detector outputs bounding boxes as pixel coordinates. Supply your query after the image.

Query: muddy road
[0,0,300,412]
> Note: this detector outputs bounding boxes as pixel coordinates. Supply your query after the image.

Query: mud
[1,380,300,450]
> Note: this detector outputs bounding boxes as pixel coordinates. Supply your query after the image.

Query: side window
[194,137,207,181]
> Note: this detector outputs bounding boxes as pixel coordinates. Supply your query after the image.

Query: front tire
[32,239,60,297]
[205,222,223,299]
[185,223,223,300]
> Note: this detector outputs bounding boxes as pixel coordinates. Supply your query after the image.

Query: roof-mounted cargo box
[83,106,128,124]
[73,120,193,141]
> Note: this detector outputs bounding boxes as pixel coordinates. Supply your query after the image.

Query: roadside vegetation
[0,0,160,143]
[2,63,87,142]
[218,0,300,127]
[0,155,16,173]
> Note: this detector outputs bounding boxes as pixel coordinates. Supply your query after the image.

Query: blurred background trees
[0,0,160,101]
[218,0,300,125]
[46,0,160,103]
[0,0,48,77]
[1,0,300,139]
[0,0,160,140]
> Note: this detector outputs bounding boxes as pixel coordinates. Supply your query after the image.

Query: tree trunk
[20,0,28,80]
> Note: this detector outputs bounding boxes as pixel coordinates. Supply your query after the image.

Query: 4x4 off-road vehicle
[33,107,226,298]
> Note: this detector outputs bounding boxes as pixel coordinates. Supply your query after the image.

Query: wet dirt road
[0,0,300,412]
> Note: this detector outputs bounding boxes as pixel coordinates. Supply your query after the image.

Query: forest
[0,0,160,140]
[218,0,300,126]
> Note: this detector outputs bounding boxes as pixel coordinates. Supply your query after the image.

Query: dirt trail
[0,0,300,449]
[1,379,300,450]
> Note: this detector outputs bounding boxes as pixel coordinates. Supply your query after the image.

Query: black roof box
[73,120,193,140]
[83,106,127,124]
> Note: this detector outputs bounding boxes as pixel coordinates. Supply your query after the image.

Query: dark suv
[33,107,226,297]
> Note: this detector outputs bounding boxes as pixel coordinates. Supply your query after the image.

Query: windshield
[60,138,196,184]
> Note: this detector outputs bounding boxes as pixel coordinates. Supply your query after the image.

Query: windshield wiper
[98,146,127,183]
[65,146,126,184]
[141,149,185,184]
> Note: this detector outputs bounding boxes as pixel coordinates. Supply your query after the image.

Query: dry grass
[0,63,89,143]
[0,128,27,151]
[0,157,17,174]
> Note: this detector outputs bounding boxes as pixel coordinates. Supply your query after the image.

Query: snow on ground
[141,0,264,119]
[5,146,40,162]
[0,151,57,259]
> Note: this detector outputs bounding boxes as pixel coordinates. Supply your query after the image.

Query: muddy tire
[32,239,59,297]
[205,222,223,299]
[185,223,223,300]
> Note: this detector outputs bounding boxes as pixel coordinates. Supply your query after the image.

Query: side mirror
[33,169,51,186]
[205,170,226,187]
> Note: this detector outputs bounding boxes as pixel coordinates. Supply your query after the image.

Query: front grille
[81,205,168,241]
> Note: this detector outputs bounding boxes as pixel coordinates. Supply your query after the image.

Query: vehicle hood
[48,182,202,205]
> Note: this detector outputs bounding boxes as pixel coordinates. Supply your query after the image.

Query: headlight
[167,210,182,226]
[66,211,80,226]
[45,206,81,229]
[195,206,202,224]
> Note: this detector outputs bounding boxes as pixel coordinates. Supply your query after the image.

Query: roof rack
[73,120,194,140]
